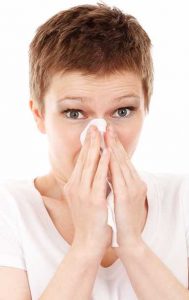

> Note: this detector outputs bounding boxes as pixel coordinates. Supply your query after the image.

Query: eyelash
[61,106,136,120]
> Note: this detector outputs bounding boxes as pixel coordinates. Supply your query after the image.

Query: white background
[0,0,189,180]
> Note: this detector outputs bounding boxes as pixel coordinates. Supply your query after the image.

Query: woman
[0,3,189,300]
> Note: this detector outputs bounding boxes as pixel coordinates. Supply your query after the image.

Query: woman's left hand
[105,125,148,253]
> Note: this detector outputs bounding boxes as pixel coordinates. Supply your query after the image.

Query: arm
[0,267,32,300]
[118,238,189,300]
[39,245,103,300]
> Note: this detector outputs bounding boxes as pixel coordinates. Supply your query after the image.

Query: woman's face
[30,70,146,183]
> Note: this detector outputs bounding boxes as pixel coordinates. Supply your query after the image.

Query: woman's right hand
[62,125,112,256]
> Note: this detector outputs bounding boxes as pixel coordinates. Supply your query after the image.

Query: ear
[29,100,46,134]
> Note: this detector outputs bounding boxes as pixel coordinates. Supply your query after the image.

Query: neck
[34,172,66,203]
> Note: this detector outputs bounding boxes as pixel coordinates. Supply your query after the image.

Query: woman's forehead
[48,70,143,96]
[44,71,145,111]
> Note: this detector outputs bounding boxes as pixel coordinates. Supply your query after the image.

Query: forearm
[39,245,102,300]
[119,238,189,300]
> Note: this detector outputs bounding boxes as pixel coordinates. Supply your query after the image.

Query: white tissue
[80,118,119,247]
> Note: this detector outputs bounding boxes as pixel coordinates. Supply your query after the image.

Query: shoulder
[140,170,189,192]
[0,178,35,220]
[0,178,35,199]
[140,170,189,208]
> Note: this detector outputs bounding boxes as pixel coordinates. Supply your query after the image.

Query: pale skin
[30,70,189,299]
[31,70,147,265]
[0,70,188,299]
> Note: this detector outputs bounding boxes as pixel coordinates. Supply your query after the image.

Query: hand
[62,125,112,257]
[105,125,148,252]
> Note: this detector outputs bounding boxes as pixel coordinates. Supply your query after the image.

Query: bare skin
[29,70,148,268]
[33,174,148,268]
[0,70,187,300]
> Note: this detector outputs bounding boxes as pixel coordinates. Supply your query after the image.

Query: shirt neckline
[27,171,160,279]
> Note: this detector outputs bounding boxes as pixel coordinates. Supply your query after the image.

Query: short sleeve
[181,176,189,258]
[0,212,26,270]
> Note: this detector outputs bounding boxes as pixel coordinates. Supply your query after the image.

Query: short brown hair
[29,3,153,114]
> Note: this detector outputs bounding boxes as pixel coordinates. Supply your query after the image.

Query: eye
[61,106,136,120]
[113,107,135,118]
[62,109,84,119]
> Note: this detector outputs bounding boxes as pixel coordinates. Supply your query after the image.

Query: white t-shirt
[0,171,189,299]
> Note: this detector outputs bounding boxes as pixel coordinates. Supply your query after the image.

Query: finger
[92,147,110,203]
[112,145,137,186]
[107,132,132,185]
[109,148,128,199]
[107,129,139,181]
[116,140,140,180]
[80,127,101,187]
[69,127,91,184]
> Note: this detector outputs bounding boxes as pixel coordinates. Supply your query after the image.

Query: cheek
[51,126,83,160]
[118,119,143,156]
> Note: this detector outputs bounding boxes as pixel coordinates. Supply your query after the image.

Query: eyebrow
[57,94,140,104]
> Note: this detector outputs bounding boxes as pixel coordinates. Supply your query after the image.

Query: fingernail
[86,127,91,137]
[90,126,97,137]
[86,126,92,140]
[87,126,93,134]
